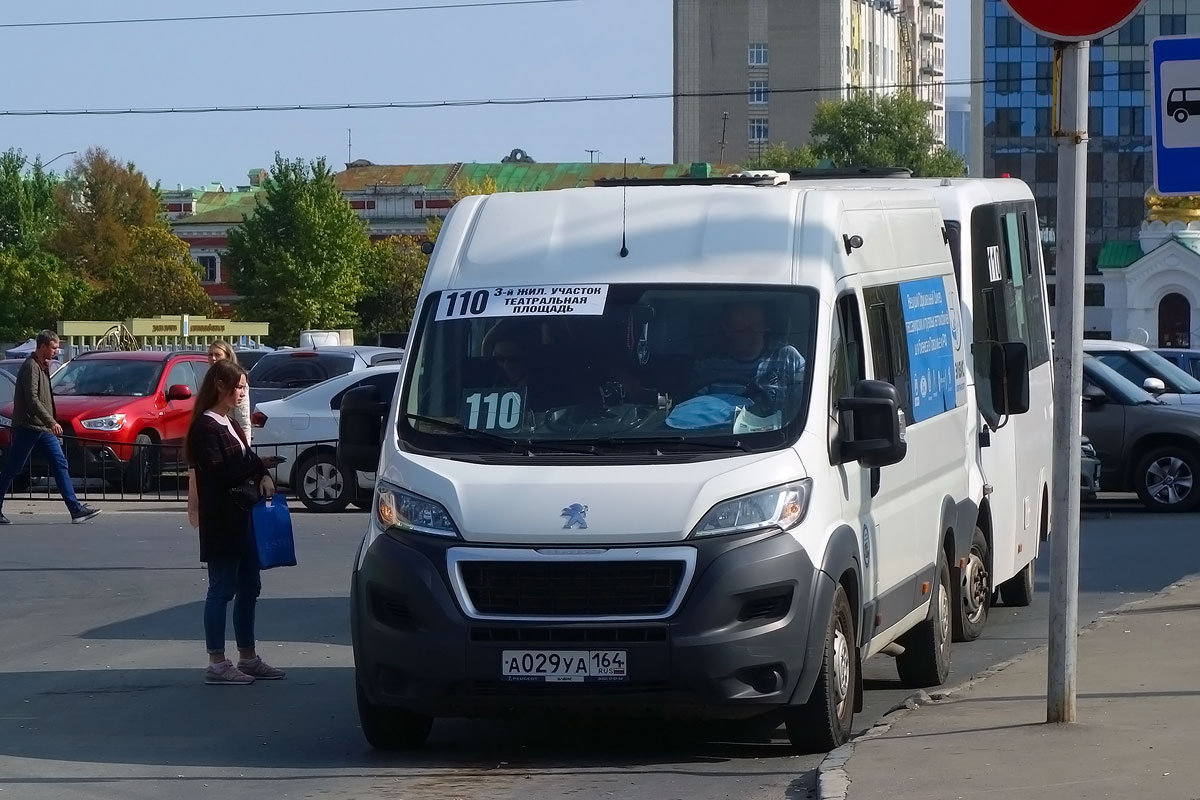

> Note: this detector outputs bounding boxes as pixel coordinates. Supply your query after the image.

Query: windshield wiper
[405,416,599,454]
[593,435,750,453]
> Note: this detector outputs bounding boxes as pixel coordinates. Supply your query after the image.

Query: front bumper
[353,528,829,719]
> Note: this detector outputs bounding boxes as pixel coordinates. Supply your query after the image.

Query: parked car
[0,357,62,379]
[252,366,401,512]
[247,346,404,410]
[0,350,209,493]
[233,348,273,372]
[1155,348,1200,380]
[1080,435,1101,500]
[1081,355,1200,512]
[1083,340,1200,405]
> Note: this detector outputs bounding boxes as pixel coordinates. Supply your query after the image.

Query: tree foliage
[97,226,217,320]
[809,92,967,177]
[357,236,429,342]
[226,154,368,345]
[741,142,819,172]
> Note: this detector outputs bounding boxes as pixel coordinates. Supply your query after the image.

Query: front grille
[470,626,668,644]
[460,561,685,617]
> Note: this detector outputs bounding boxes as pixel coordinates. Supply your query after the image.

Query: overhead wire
[0,0,588,29]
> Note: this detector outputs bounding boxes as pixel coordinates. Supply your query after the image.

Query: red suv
[0,350,209,493]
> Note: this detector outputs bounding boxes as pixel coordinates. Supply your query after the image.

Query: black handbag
[230,477,261,511]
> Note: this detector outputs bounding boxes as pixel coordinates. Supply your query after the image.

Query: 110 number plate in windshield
[501,650,628,683]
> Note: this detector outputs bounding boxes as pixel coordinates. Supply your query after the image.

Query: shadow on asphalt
[79,597,351,647]
[0,665,824,773]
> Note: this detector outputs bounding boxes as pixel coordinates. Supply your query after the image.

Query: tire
[784,583,856,753]
[122,433,160,495]
[1176,109,1190,123]
[952,527,990,643]
[356,682,433,750]
[895,552,951,689]
[1000,558,1035,607]
[1133,446,1200,512]
[296,450,351,513]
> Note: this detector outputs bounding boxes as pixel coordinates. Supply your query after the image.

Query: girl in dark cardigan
[185,359,285,685]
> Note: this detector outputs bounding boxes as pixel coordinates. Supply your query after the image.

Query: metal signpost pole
[1046,40,1089,724]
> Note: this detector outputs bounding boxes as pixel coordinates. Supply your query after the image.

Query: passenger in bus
[689,302,806,412]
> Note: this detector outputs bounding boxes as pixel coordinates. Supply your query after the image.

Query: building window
[996,15,1023,47]
[995,108,1023,137]
[749,118,769,143]
[1035,152,1056,183]
[1118,153,1146,183]
[1162,14,1187,36]
[996,62,1021,94]
[1084,284,1106,307]
[1035,61,1054,94]
[749,43,768,67]
[1119,106,1145,136]
[1034,107,1053,136]
[1118,196,1145,227]
[1089,60,1105,93]
[1118,14,1145,46]
[1118,61,1144,91]
[197,255,219,284]
[749,80,768,105]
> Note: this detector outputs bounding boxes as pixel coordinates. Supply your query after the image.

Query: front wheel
[295,450,351,513]
[356,683,433,750]
[784,583,857,753]
[122,433,160,495]
[895,552,951,689]
[952,527,990,642]
[1134,446,1200,512]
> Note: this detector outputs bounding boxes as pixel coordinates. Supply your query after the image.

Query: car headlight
[0,414,10,428]
[691,480,812,538]
[80,414,126,431]
[375,481,460,539]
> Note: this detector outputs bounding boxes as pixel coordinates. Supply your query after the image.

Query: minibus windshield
[399,284,818,455]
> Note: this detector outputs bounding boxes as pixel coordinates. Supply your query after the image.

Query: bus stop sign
[1003,0,1147,42]
[1152,35,1200,196]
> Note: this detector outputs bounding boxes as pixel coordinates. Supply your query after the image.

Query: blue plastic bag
[251,493,297,569]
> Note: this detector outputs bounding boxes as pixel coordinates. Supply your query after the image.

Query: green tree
[225,154,368,345]
[0,149,88,340]
[98,226,217,319]
[810,92,967,178]
[741,142,819,172]
[357,236,428,342]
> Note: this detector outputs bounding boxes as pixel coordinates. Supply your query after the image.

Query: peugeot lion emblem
[561,503,589,529]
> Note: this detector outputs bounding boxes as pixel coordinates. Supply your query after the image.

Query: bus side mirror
[988,341,1030,416]
[339,385,389,473]
[837,380,908,468]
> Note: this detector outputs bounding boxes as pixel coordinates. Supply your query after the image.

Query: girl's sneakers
[205,660,255,685]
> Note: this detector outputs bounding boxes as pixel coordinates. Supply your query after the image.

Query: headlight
[691,480,812,538]
[0,415,10,428]
[80,414,126,431]
[375,481,459,539]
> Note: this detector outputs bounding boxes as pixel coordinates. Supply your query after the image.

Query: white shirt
[205,409,246,455]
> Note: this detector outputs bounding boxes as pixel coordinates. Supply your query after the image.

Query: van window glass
[399,285,818,456]
[864,285,913,419]
[331,372,399,410]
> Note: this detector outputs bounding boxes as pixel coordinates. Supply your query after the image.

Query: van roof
[429,184,952,292]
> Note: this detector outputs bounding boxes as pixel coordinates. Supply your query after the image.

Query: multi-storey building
[673,1,945,165]
[972,0,1196,272]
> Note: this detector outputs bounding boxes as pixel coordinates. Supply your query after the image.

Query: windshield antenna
[619,158,629,258]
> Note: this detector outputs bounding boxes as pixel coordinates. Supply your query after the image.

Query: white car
[1082,339,1200,406]
[252,366,402,512]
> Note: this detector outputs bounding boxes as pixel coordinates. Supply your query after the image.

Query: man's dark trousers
[0,427,83,514]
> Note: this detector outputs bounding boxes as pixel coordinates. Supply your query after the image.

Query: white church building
[1050,193,1200,348]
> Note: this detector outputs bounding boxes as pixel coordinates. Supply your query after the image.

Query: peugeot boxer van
[339,175,1029,752]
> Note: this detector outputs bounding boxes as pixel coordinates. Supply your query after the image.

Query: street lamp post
[21,150,77,170]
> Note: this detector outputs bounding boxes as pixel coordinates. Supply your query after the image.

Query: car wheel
[296,450,351,513]
[783,583,856,753]
[896,550,952,689]
[1134,446,1200,512]
[122,433,160,495]
[952,527,990,642]
[356,682,432,750]
[1176,109,1190,123]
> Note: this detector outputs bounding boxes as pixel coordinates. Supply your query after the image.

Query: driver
[689,302,805,413]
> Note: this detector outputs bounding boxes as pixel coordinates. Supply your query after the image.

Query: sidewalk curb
[815,574,1200,800]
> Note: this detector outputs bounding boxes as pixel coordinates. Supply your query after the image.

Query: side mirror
[1143,377,1167,395]
[988,341,1030,416]
[166,384,193,401]
[1082,384,1108,407]
[837,379,908,468]
[339,385,389,472]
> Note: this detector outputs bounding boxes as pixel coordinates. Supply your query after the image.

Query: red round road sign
[1003,0,1148,42]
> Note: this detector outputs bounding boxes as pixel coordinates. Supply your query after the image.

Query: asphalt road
[0,495,1194,800]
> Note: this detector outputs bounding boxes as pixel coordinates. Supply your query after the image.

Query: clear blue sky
[0,0,970,188]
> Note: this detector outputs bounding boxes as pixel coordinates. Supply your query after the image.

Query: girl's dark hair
[185,359,247,465]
